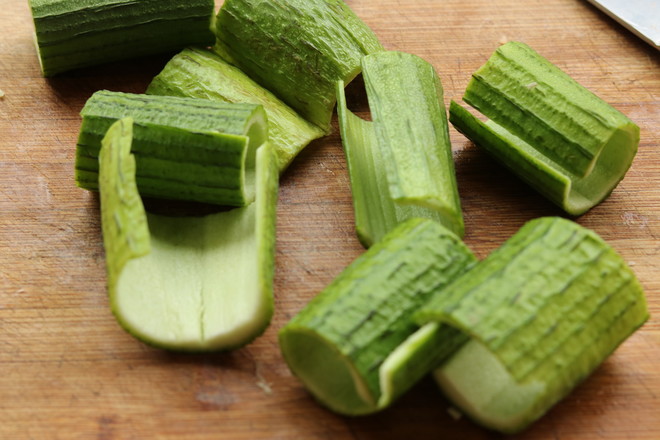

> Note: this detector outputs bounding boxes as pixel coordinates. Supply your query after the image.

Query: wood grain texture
[1,0,658,438]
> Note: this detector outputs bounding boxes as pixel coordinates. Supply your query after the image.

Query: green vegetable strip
[279,218,476,415]
[451,42,639,215]
[146,47,325,172]
[449,102,569,207]
[364,53,462,218]
[214,0,383,132]
[99,118,280,351]
[337,51,464,247]
[99,117,150,293]
[76,91,267,206]
[416,217,648,433]
[29,0,215,76]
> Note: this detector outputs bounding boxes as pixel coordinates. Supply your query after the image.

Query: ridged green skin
[146,47,325,171]
[337,51,464,247]
[416,217,648,433]
[214,0,383,132]
[99,118,150,293]
[279,218,476,415]
[99,118,280,351]
[28,0,215,76]
[450,42,639,215]
[76,90,267,206]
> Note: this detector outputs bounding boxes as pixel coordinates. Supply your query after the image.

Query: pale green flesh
[336,51,464,247]
[281,322,466,415]
[29,0,214,76]
[214,0,383,132]
[147,47,325,172]
[279,329,376,414]
[451,41,639,215]
[99,118,279,351]
[416,217,648,433]
[279,218,476,415]
[433,339,545,433]
[115,205,265,350]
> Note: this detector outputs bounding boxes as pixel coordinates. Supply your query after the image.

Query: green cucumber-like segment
[337,51,464,247]
[28,0,215,77]
[77,91,267,206]
[451,41,639,215]
[415,217,648,433]
[146,47,325,172]
[214,0,383,132]
[279,218,476,415]
[99,118,279,351]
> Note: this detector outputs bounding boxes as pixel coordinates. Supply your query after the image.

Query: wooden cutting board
[1,0,658,438]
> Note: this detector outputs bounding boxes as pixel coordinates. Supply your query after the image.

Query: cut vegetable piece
[337,51,464,247]
[214,0,383,132]
[279,218,476,415]
[77,90,267,206]
[28,0,215,77]
[450,41,639,215]
[99,118,279,351]
[146,47,325,171]
[415,217,648,433]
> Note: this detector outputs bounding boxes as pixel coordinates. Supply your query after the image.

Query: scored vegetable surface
[77,90,267,206]
[415,216,648,433]
[279,218,476,415]
[28,0,215,76]
[99,117,279,351]
[337,51,464,247]
[214,0,384,132]
[450,41,640,215]
[146,47,325,172]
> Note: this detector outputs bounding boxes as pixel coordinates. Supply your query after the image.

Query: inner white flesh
[568,124,638,210]
[241,111,268,203]
[281,323,443,415]
[114,203,268,350]
[486,119,638,214]
[280,330,376,415]
[433,339,544,433]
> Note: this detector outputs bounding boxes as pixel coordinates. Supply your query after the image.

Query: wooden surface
[1,0,659,438]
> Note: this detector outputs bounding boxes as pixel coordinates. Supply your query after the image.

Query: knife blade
[585,0,659,50]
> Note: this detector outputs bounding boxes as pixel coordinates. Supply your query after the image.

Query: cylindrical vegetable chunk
[450,42,640,215]
[279,218,476,415]
[416,217,648,433]
[29,0,215,76]
[76,91,267,206]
